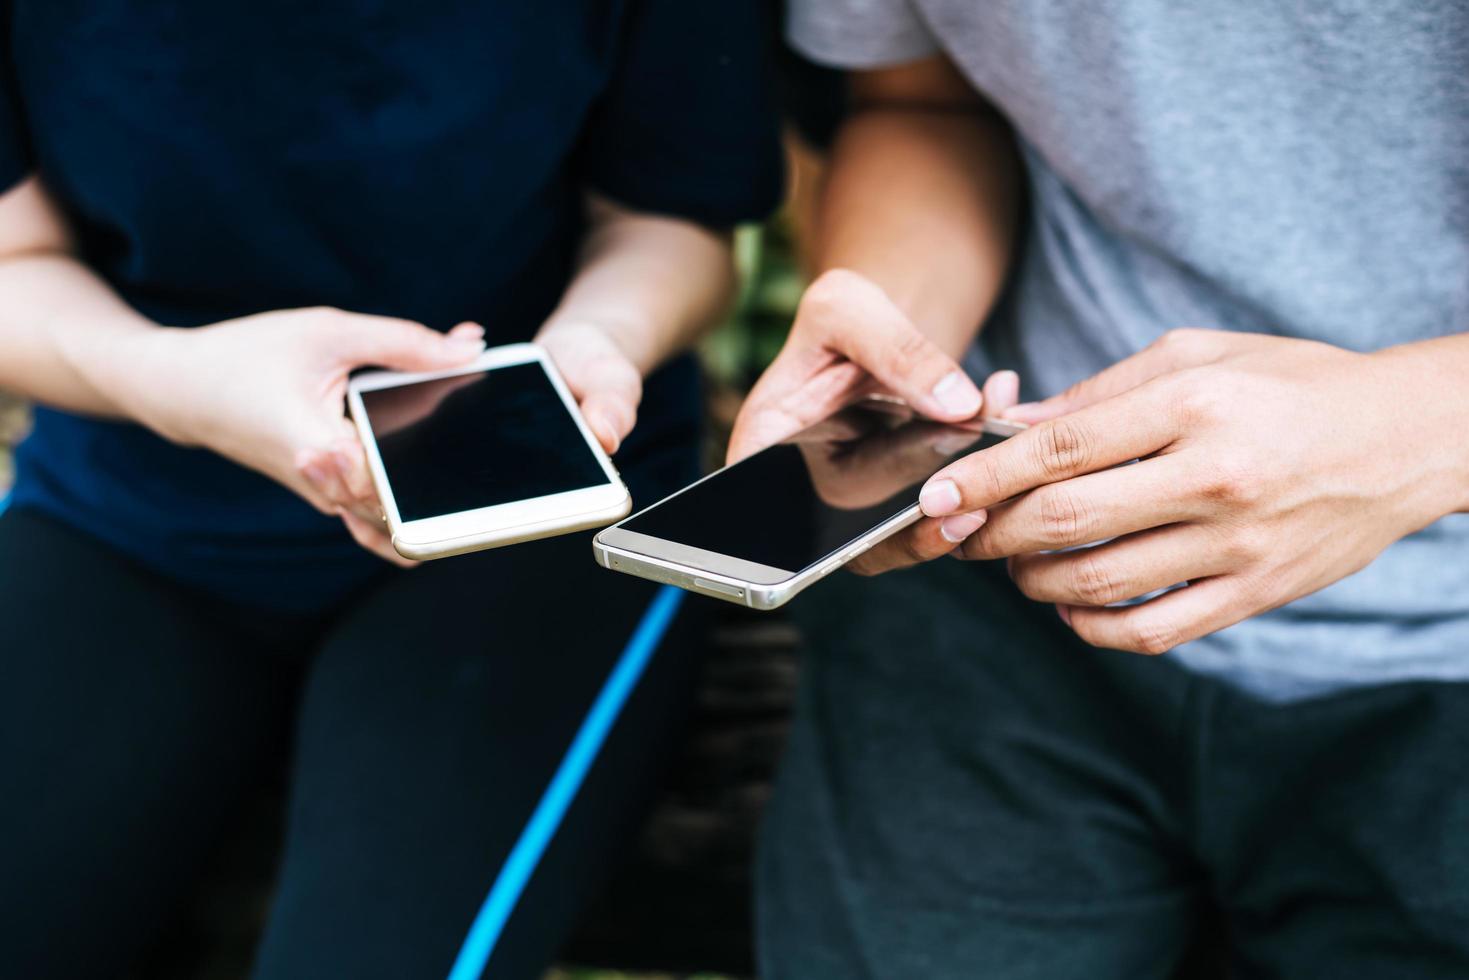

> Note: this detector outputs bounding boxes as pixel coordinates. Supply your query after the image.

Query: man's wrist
[1373,337,1469,516]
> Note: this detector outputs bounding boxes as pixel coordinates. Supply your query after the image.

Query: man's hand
[854,329,1469,653]
[728,268,1016,464]
[127,308,486,566]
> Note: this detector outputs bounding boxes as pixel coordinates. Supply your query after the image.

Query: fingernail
[930,371,982,417]
[939,509,987,543]
[1057,604,1073,627]
[447,336,487,357]
[449,322,485,338]
[992,370,1020,407]
[920,478,962,517]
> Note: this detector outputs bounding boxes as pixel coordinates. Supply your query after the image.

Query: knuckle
[1172,369,1231,425]
[889,329,933,376]
[1069,553,1126,606]
[306,306,348,329]
[1033,418,1093,478]
[1034,488,1093,545]
[798,269,862,325]
[1198,458,1262,508]
[1154,327,1210,361]
[1220,524,1269,566]
[1127,616,1184,656]
[954,455,1006,509]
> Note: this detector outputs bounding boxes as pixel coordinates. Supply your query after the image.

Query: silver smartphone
[593,401,1023,609]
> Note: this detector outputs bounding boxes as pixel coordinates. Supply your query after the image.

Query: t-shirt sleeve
[579,0,785,228]
[787,0,940,69]
[0,8,31,192]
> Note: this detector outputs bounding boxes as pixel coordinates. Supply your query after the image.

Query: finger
[339,508,418,568]
[979,370,1021,419]
[957,456,1203,558]
[329,439,385,524]
[727,354,867,464]
[919,379,1183,518]
[337,315,486,372]
[1062,574,1253,655]
[1004,329,1228,424]
[846,513,981,577]
[1006,523,1235,608]
[296,446,355,515]
[575,369,642,456]
[800,269,981,422]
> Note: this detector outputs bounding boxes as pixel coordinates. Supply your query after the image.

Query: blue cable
[445,584,685,980]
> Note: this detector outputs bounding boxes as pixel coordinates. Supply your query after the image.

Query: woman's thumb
[341,318,485,372]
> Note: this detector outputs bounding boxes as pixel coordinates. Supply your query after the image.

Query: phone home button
[693,577,743,598]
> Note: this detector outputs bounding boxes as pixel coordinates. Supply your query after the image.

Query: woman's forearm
[538,193,737,373]
[0,177,164,420]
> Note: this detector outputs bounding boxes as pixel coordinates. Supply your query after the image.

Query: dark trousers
[0,507,703,980]
[759,556,1469,979]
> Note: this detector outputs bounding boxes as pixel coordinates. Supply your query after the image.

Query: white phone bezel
[593,417,1027,609]
[347,342,630,560]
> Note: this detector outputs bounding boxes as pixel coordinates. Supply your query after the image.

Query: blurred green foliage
[700,218,804,390]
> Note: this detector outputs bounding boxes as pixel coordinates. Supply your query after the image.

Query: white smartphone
[347,343,630,560]
[594,401,1024,609]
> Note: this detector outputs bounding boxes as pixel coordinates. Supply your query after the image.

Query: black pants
[760,555,1469,979]
[0,507,705,979]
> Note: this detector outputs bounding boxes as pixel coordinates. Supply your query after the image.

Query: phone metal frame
[593,416,1026,610]
[347,343,629,560]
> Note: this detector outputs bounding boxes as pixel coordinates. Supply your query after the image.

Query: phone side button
[693,577,744,598]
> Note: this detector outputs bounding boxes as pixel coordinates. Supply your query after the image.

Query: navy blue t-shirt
[0,1,782,610]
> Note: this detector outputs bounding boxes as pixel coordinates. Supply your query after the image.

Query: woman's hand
[857,329,1469,653]
[537,321,644,455]
[125,307,486,564]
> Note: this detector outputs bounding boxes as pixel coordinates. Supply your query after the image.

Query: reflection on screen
[619,404,1010,573]
[361,362,607,522]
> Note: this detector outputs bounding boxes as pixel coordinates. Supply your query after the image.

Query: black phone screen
[360,362,608,522]
[618,405,1010,574]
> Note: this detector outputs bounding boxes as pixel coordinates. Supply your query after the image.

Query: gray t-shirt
[790,0,1469,700]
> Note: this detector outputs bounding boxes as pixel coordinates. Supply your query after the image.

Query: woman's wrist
[67,321,198,443]
[537,316,655,375]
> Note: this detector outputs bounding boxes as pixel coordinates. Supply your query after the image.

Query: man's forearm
[815,101,1021,358]
[540,194,737,373]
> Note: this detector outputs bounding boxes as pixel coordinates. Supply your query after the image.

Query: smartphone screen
[359,361,607,522]
[616,405,1011,574]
